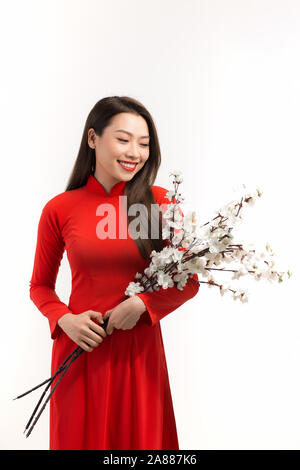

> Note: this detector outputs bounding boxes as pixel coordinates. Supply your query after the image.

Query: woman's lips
[117,160,138,171]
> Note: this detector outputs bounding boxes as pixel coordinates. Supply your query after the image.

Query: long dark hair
[65,96,165,261]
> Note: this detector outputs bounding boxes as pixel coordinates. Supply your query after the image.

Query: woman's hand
[57,310,107,352]
[103,296,147,335]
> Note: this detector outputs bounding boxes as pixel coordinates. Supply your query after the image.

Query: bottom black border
[0,449,299,464]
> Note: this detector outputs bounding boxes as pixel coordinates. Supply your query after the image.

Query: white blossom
[165,190,176,201]
[124,173,290,304]
[125,281,145,297]
[169,170,183,183]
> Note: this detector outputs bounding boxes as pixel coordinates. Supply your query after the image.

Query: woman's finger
[80,340,93,352]
[106,323,114,335]
[81,332,103,346]
[88,321,107,338]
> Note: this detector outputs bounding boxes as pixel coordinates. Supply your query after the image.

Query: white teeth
[118,160,136,168]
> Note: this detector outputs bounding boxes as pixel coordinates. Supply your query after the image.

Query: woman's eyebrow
[114,129,150,139]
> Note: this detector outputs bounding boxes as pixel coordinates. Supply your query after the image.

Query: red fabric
[29,174,199,450]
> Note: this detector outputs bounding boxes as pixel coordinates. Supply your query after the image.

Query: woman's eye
[117,138,149,147]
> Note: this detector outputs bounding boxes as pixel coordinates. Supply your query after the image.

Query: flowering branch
[125,171,292,303]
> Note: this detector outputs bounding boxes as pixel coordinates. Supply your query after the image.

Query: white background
[1,0,299,450]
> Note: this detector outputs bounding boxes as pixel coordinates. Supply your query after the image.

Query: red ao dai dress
[29,174,199,450]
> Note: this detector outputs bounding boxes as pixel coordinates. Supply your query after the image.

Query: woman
[29,96,200,450]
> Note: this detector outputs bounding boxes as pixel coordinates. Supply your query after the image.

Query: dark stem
[13,346,82,400]
[25,348,85,438]
[22,346,83,433]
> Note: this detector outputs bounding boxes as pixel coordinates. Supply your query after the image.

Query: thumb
[88,310,104,324]
[103,309,112,321]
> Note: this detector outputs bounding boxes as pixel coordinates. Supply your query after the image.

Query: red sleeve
[136,186,200,326]
[29,199,72,340]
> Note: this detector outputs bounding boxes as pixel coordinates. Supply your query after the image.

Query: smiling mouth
[117,160,138,170]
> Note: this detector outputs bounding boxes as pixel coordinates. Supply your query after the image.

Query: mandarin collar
[85,174,126,197]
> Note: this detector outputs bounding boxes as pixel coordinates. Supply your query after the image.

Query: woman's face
[88,112,150,189]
